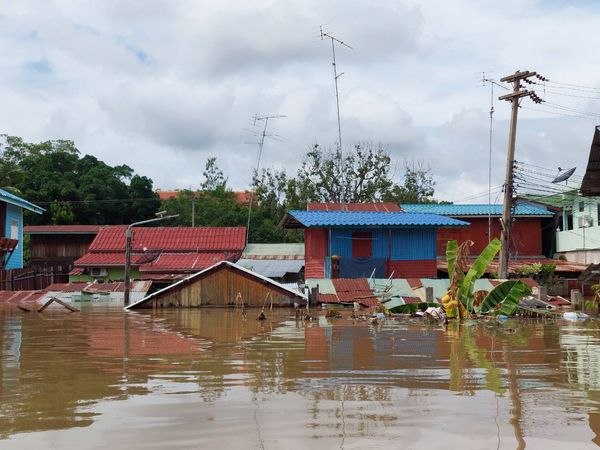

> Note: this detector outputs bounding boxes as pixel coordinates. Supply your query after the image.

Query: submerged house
[281,203,468,279]
[24,225,101,274]
[401,203,555,257]
[0,188,44,270]
[72,226,246,282]
[125,260,307,309]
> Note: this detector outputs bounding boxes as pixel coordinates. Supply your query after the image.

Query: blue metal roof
[286,210,469,227]
[400,203,554,217]
[0,188,44,214]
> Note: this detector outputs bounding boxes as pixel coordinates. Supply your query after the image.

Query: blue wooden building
[0,188,44,270]
[281,204,468,279]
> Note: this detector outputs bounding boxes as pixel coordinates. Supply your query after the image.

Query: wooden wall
[149,266,302,308]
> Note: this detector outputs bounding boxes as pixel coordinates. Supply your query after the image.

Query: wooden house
[280,202,468,279]
[0,188,44,270]
[125,260,307,309]
[24,225,101,274]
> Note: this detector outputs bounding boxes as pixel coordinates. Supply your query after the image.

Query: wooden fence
[0,268,69,291]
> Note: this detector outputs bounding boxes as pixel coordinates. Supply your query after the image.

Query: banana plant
[442,239,531,317]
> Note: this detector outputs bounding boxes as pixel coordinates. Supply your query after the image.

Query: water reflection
[1,307,600,448]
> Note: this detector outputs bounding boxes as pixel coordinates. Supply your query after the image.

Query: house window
[10,219,18,239]
[352,232,373,258]
[579,201,585,213]
[566,210,573,231]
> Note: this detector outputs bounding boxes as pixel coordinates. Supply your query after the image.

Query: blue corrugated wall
[5,203,23,269]
[328,227,436,261]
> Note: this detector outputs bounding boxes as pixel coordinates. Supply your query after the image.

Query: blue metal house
[281,205,468,279]
[0,188,44,270]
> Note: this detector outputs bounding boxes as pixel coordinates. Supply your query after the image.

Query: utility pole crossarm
[498,90,532,101]
[500,71,537,83]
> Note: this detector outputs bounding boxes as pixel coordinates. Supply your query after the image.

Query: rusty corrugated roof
[437,257,587,274]
[24,225,103,234]
[139,252,236,273]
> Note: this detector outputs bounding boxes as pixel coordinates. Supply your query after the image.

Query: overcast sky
[1,0,599,203]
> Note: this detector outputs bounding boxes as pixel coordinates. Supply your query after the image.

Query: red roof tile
[308,202,402,212]
[74,252,152,267]
[89,226,246,252]
[24,225,103,234]
[139,252,236,273]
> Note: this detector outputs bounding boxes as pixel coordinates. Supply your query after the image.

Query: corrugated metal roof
[241,243,304,259]
[305,278,336,294]
[89,226,246,252]
[437,257,587,274]
[236,258,304,277]
[24,225,102,234]
[401,203,554,217]
[74,252,151,267]
[45,281,151,293]
[0,188,44,214]
[308,202,402,212]
[286,211,468,227]
[140,252,233,273]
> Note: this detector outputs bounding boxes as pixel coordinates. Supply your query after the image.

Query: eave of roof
[400,203,554,217]
[0,188,45,214]
[24,225,102,235]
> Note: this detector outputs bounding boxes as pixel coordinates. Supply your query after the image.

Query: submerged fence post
[425,287,434,303]
[571,289,582,311]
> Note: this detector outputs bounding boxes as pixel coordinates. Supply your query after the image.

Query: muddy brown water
[1,307,600,449]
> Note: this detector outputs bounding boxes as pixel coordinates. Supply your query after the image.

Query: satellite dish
[552,167,576,184]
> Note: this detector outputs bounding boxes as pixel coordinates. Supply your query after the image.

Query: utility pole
[497,70,543,278]
[320,26,352,202]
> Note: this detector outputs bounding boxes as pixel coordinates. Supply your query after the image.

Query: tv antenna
[551,166,576,184]
[244,114,286,245]
[319,25,352,202]
[481,72,496,243]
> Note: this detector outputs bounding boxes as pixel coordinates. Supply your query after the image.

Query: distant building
[401,203,555,257]
[237,243,304,282]
[71,226,246,282]
[555,192,600,264]
[281,202,468,279]
[0,188,44,270]
[156,189,253,205]
[24,225,101,274]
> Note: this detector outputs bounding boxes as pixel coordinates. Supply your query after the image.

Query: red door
[352,232,372,258]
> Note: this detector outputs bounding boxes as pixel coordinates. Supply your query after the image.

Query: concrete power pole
[497,70,543,278]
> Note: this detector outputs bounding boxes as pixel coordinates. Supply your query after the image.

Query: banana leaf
[446,240,459,279]
[478,280,532,316]
[389,302,441,314]
[458,238,502,311]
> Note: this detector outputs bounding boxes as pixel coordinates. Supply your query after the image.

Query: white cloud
[1,0,599,202]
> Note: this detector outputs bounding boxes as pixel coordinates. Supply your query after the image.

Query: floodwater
[1,307,600,449]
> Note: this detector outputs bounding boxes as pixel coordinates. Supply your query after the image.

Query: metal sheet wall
[390,228,436,260]
[305,228,328,259]
[330,229,353,257]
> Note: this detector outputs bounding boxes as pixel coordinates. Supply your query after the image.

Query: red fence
[0,268,69,291]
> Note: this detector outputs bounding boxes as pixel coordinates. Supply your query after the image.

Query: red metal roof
[307,202,402,212]
[74,252,152,267]
[24,225,103,234]
[157,189,253,204]
[44,281,151,293]
[89,226,246,252]
[139,252,236,273]
[331,278,380,307]
[0,290,46,305]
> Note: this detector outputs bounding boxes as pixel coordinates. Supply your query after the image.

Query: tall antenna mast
[481,72,495,243]
[320,25,352,202]
[245,114,286,245]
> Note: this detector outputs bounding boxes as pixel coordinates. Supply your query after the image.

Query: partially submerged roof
[0,188,44,214]
[401,203,554,217]
[242,243,304,259]
[236,258,304,278]
[581,126,600,197]
[139,252,232,273]
[307,202,402,212]
[24,225,102,235]
[125,260,307,310]
[281,210,469,228]
[89,226,246,252]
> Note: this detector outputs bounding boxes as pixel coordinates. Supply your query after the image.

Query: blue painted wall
[328,227,436,261]
[4,203,23,269]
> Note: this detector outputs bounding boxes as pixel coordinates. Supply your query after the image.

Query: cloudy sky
[1,0,599,202]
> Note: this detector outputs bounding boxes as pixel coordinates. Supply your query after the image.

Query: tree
[0,135,160,225]
[383,161,437,204]
[201,157,228,190]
